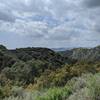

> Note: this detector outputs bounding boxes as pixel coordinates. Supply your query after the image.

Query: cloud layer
[0,0,100,48]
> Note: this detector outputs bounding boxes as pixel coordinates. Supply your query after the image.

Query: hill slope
[10,47,67,66]
[0,45,68,85]
[60,45,100,62]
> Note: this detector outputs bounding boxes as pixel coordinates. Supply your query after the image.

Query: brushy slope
[3,73,100,100]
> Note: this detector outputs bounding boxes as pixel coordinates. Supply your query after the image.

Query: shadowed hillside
[10,47,67,66]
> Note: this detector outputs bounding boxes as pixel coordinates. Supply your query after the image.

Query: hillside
[9,47,67,66]
[0,45,100,100]
[60,45,100,62]
[0,45,69,85]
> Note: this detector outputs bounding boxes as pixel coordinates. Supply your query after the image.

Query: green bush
[35,86,72,100]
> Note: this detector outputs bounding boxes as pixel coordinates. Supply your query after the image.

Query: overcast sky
[0,0,100,49]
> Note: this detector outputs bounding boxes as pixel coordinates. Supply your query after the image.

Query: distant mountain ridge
[51,47,73,51]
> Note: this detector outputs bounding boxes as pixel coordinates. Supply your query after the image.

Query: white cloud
[0,19,49,38]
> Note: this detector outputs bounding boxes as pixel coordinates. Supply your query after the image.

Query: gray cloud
[0,2,15,22]
[84,0,100,8]
[0,11,15,22]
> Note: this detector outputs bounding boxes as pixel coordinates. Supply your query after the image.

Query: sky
[0,0,100,49]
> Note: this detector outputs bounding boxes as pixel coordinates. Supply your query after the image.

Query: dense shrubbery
[28,61,100,90]
[2,73,100,100]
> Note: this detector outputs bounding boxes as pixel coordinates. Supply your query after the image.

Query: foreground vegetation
[2,73,100,100]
